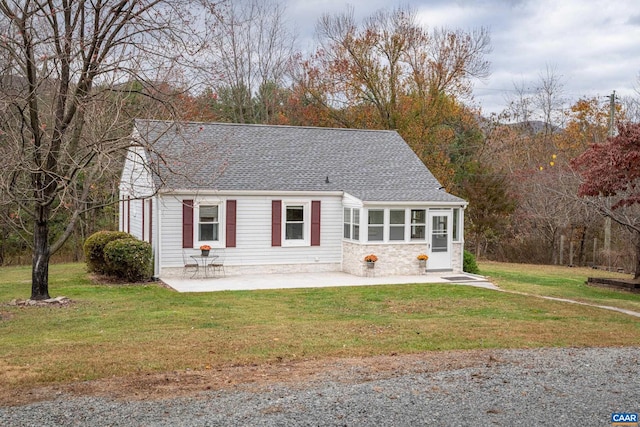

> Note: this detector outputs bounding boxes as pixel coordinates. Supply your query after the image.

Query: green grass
[1,261,639,394]
[480,261,640,313]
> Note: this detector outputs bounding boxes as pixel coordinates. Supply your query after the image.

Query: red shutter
[272,200,282,247]
[311,200,321,246]
[226,200,237,248]
[148,199,153,245]
[182,199,194,248]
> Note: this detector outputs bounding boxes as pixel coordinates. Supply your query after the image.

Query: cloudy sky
[285,0,640,116]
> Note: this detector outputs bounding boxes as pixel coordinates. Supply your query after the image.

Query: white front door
[428,211,452,271]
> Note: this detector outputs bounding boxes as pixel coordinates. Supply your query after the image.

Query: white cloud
[286,0,640,114]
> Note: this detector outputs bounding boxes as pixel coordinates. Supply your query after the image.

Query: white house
[119,120,468,278]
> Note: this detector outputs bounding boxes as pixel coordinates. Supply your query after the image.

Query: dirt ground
[1,350,502,407]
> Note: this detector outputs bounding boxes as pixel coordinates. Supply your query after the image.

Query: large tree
[297,6,491,187]
[206,0,297,124]
[0,0,209,299]
[301,6,490,130]
[571,122,640,279]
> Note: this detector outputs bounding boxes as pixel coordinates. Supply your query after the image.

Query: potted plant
[364,254,378,268]
[200,245,211,257]
[417,253,429,269]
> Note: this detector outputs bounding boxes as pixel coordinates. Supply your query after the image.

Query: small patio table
[190,254,219,278]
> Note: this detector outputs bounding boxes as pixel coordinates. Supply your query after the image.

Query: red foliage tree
[571,122,640,279]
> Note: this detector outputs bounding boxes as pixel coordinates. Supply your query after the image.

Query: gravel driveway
[2,347,638,426]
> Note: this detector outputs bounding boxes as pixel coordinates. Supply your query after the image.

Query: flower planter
[418,259,427,269]
[201,249,210,257]
[366,261,375,269]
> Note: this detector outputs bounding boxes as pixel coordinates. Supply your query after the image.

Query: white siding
[119,146,155,198]
[156,192,465,277]
[128,197,143,240]
[126,198,155,243]
[119,146,155,237]
[158,193,344,275]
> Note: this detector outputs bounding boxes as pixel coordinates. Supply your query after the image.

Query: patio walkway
[160,271,498,293]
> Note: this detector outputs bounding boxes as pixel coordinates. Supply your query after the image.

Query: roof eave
[361,200,468,207]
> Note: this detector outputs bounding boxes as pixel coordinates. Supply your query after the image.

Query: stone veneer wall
[343,241,432,276]
[452,242,463,273]
[343,241,465,277]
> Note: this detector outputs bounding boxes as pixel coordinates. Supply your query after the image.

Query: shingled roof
[135,119,464,203]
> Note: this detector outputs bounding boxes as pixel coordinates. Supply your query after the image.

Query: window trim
[194,201,225,248]
[367,208,385,242]
[389,209,406,241]
[343,208,351,239]
[360,207,459,244]
[452,208,461,242]
[410,208,427,242]
[282,201,310,247]
[353,209,360,241]
[343,207,362,242]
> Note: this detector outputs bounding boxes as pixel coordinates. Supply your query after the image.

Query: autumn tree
[571,122,640,280]
[297,6,490,187]
[0,0,210,299]
[485,77,612,265]
[302,6,490,129]
[557,97,618,152]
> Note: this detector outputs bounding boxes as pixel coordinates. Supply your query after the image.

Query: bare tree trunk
[31,213,51,300]
[474,232,482,259]
[578,228,587,267]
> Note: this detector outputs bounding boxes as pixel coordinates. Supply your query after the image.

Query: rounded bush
[84,230,133,274]
[463,250,479,274]
[103,238,153,282]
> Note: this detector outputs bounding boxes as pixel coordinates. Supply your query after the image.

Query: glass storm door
[428,211,452,270]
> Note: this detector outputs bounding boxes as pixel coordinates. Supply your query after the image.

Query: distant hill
[509,120,561,134]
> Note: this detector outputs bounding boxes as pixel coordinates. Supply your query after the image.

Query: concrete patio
[160,271,498,293]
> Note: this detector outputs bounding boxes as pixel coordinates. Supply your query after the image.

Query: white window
[344,208,351,239]
[453,208,461,242]
[343,208,361,241]
[195,202,225,247]
[368,209,384,241]
[198,205,220,242]
[285,205,304,240]
[283,202,309,246]
[361,207,456,243]
[353,209,360,241]
[410,209,426,241]
[389,209,405,241]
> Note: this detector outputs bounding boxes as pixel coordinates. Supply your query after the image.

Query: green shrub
[83,231,133,274]
[463,250,479,274]
[103,238,153,282]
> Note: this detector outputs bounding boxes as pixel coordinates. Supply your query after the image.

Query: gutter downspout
[154,195,161,279]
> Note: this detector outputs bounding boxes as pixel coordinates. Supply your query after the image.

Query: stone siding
[343,241,432,276]
[452,242,463,273]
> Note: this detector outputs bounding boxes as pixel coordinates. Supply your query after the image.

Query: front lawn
[1,262,638,396]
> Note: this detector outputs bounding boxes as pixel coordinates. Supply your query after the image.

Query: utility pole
[603,91,616,270]
[608,90,617,138]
